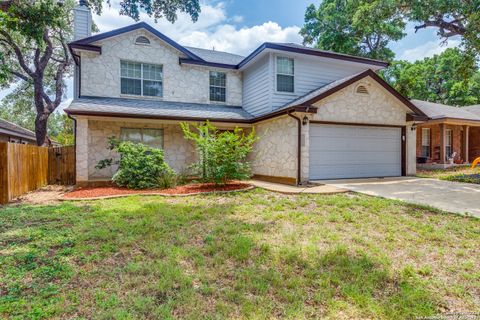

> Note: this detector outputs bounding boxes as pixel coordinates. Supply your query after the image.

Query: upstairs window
[209,71,226,102]
[276,56,294,93]
[120,128,164,149]
[120,61,163,97]
[421,128,430,158]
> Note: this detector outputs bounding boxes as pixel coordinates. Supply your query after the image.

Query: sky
[0,0,461,105]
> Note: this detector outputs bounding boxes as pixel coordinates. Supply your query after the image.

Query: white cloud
[92,2,302,56]
[399,39,461,62]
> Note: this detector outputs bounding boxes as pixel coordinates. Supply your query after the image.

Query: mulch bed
[63,182,252,199]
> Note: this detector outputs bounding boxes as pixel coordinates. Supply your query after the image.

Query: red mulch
[63,182,252,199]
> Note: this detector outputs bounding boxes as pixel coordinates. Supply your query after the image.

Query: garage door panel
[309,124,402,180]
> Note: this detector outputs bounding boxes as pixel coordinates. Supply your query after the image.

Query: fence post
[0,142,9,204]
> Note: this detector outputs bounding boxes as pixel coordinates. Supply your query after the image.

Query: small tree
[181,121,257,185]
[96,138,175,189]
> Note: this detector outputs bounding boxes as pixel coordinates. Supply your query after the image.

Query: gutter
[287,111,302,185]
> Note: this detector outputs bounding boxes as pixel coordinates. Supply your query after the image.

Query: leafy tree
[88,0,200,22]
[300,0,406,61]
[383,48,480,106]
[0,0,74,146]
[181,122,257,185]
[0,82,74,145]
[400,0,480,56]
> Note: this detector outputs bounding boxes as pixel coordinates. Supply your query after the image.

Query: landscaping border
[61,185,255,201]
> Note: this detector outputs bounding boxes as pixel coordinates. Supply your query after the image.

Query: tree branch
[0,30,36,78]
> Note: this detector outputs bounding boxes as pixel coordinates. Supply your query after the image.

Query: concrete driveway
[315,177,480,217]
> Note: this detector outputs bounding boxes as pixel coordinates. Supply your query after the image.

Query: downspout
[287,111,302,185]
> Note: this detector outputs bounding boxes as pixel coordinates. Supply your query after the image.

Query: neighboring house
[412,100,480,167]
[65,2,427,186]
[0,118,37,145]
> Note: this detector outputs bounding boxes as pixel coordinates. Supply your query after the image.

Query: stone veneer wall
[310,76,417,176]
[80,29,242,106]
[86,120,197,179]
[250,116,298,180]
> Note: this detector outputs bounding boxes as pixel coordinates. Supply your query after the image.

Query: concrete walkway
[248,180,347,194]
[315,177,480,217]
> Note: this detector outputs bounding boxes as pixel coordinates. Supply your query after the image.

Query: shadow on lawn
[0,196,439,319]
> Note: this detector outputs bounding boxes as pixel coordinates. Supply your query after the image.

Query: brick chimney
[73,0,92,40]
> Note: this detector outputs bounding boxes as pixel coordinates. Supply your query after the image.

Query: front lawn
[417,166,480,184]
[1,190,479,319]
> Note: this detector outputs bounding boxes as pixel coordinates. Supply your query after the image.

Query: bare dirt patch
[10,185,74,205]
[63,182,252,199]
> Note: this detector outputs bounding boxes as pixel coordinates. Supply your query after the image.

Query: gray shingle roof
[280,72,364,110]
[464,105,480,117]
[411,100,480,121]
[0,118,36,140]
[65,97,254,121]
[184,46,245,65]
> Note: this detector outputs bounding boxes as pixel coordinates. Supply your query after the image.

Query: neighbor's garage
[309,124,402,180]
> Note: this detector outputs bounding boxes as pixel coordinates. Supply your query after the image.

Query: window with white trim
[120,61,163,97]
[276,56,294,93]
[120,128,164,149]
[421,128,431,158]
[445,129,453,158]
[209,71,226,102]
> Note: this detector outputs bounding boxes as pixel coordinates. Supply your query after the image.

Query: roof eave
[238,43,389,69]
[290,69,427,118]
[69,22,204,61]
[64,105,317,124]
[178,58,238,70]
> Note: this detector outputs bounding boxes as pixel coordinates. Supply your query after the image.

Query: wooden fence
[0,143,75,204]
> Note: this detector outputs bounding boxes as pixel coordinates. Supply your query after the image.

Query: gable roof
[69,22,204,61]
[282,69,427,118]
[69,22,389,70]
[0,118,37,141]
[411,100,480,122]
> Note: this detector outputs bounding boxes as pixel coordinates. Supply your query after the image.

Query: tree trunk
[35,112,49,146]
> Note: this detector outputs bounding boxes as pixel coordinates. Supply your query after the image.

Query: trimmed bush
[181,121,257,185]
[96,138,175,189]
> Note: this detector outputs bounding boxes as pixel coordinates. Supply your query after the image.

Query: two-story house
[65,2,428,186]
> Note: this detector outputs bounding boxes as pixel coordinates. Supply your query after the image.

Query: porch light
[302,115,309,126]
[411,122,417,131]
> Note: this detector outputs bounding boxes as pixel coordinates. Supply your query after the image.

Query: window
[421,128,431,158]
[209,71,226,102]
[120,61,163,97]
[135,36,150,45]
[445,129,453,159]
[120,128,164,149]
[276,56,294,93]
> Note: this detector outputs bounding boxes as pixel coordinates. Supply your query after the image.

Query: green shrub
[181,121,257,185]
[96,137,176,189]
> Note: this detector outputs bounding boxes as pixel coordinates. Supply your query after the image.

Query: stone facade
[76,118,198,181]
[250,116,297,180]
[80,29,242,106]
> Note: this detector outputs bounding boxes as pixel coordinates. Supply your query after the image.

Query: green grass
[1,189,479,319]
[417,166,480,184]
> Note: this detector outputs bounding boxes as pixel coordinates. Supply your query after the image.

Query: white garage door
[309,124,402,180]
